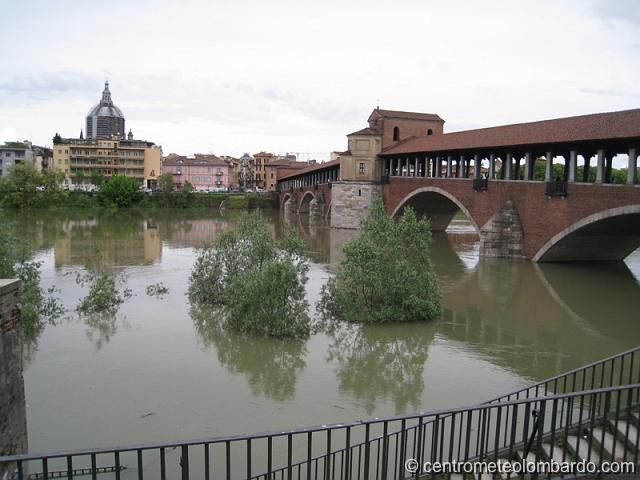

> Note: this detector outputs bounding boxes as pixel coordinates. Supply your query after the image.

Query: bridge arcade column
[596,149,606,184]
[628,147,638,185]
[514,155,521,180]
[568,151,578,183]
[605,155,613,183]
[458,155,465,178]
[474,154,481,179]
[414,158,419,177]
[545,152,553,182]
[582,154,592,182]
[447,155,453,177]
[488,154,495,179]
[524,152,533,181]
[505,153,513,180]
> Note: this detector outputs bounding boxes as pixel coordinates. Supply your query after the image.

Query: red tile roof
[348,127,382,136]
[370,108,444,123]
[381,108,640,156]
[278,159,340,180]
[163,154,228,167]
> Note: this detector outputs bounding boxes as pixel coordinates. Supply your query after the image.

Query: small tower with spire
[127,129,133,140]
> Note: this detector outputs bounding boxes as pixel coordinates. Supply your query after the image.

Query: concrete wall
[330,181,382,229]
[0,279,27,478]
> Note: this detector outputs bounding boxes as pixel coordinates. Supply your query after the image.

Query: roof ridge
[380,135,419,153]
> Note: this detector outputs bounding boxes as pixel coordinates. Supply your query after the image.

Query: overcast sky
[0,0,638,160]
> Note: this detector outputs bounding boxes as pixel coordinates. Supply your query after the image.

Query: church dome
[86,82,126,139]
[87,81,124,118]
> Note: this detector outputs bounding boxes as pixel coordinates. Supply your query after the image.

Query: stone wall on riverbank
[0,279,27,478]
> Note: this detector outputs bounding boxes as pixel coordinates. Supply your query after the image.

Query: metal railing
[2,347,639,479]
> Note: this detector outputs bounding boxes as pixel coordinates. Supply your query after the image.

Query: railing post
[363,423,371,479]
[181,446,189,480]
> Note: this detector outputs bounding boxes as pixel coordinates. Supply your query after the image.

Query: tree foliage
[97,175,141,207]
[90,170,105,187]
[0,215,64,342]
[0,163,65,208]
[158,172,174,193]
[318,199,440,324]
[188,211,310,338]
[181,180,194,194]
[74,251,132,315]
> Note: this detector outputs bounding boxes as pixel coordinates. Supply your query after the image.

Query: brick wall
[0,279,27,478]
[280,184,332,216]
[383,178,640,259]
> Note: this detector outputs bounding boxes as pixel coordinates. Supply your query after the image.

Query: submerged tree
[188,211,310,338]
[318,199,440,324]
[0,215,64,344]
[74,250,132,316]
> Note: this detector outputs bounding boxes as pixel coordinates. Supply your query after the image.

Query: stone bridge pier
[0,279,27,479]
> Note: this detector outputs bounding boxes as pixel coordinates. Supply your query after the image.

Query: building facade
[0,142,35,177]
[161,154,232,191]
[51,82,161,187]
[0,141,52,176]
[52,138,161,188]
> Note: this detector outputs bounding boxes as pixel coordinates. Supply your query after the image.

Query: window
[427,129,433,136]
[359,162,365,174]
[393,126,400,141]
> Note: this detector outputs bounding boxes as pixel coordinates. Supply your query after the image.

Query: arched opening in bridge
[298,191,314,214]
[393,126,400,142]
[392,187,481,269]
[427,129,433,136]
[533,205,640,262]
[392,187,480,234]
[281,193,292,210]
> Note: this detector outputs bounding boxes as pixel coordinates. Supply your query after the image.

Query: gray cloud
[261,87,362,124]
[0,72,102,100]
[592,0,640,26]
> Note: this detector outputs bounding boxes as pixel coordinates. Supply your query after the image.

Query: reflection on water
[327,322,436,415]
[83,313,124,351]
[4,209,640,453]
[191,306,307,401]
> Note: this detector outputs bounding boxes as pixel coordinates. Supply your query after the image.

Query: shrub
[0,215,64,342]
[97,175,142,208]
[225,195,248,209]
[188,211,310,338]
[74,253,132,315]
[318,199,440,324]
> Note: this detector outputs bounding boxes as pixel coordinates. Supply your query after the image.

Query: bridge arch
[281,192,292,210]
[533,205,640,262]
[298,191,315,213]
[391,186,480,233]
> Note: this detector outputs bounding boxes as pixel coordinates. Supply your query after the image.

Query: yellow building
[52,137,162,189]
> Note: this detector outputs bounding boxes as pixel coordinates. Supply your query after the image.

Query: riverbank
[0,191,279,210]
